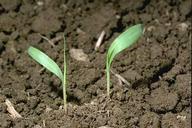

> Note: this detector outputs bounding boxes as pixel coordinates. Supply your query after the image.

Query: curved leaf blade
[107,24,143,67]
[28,46,63,82]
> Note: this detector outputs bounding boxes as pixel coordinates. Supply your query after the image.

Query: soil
[0,0,191,128]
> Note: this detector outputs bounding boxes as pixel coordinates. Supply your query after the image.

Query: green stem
[106,65,110,97]
[63,81,67,112]
[63,34,67,112]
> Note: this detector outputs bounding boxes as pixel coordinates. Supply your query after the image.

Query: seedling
[106,24,143,96]
[28,35,67,112]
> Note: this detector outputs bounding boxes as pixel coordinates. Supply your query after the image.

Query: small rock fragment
[176,23,188,32]
[70,48,89,62]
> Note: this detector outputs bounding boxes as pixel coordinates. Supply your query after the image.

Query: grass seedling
[28,34,68,112]
[106,24,143,96]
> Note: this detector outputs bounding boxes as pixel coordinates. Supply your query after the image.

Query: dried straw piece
[5,99,22,119]
[95,30,105,51]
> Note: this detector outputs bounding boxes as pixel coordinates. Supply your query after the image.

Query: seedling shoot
[28,34,68,112]
[106,24,143,96]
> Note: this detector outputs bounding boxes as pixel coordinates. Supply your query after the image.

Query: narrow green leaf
[107,24,143,67]
[106,24,143,96]
[28,46,63,82]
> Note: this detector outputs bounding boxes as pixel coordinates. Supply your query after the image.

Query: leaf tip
[138,24,144,34]
[27,46,34,53]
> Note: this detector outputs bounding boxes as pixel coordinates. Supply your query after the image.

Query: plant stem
[63,81,67,112]
[106,65,110,97]
[63,34,67,112]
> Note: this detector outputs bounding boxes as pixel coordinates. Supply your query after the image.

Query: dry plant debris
[5,99,22,119]
[111,70,131,87]
[95,30,105,51]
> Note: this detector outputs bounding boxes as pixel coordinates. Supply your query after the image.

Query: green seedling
[28,35,67,112]
[106,24,143,96]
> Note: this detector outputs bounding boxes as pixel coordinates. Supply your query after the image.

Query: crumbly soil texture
[0,0,191,128]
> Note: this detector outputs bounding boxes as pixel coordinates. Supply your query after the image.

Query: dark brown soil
[0,0,191,128]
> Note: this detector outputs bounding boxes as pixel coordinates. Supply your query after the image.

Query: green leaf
[106,24,143,96]
[28,46,63,82]
[107,24,143,68]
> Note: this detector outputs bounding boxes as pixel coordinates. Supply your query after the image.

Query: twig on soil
[38,34,63,47]
[117,78,123,86]
[98,126,112,128]
[5,99,22,119]
[50,35,63,43]
[38,34,55,46]
[43,120,46,127]
[107,110,110,117]
[38,67,45,73]
[110,70,131,87]
[95,30,105,51]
